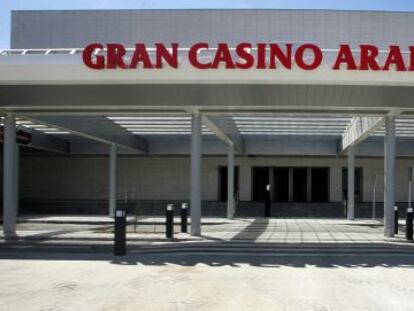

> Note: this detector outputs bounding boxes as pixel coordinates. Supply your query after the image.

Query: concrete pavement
[1,216,414,310]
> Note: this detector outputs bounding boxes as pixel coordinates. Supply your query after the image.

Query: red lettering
[295,44,322,70]
[409,46,414,71]
[360,45,380,70]
[155,43,178,69]
[212,43,236,69]
[189,43,211,69]
[256,43,267,69]
[107,43,127,69]
[333,44,357,70]
[235,43,254,69]
[129,43,153,69]
[82,43,105,70]
[383,45,406,71]
[269,44,292,69]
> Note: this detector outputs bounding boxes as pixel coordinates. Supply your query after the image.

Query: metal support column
[15,144,19,218]
[347,146,355,220]
[227,144,235,219]
[109,143,117,218]
[3,114,17,237]
[384,115,396,237]
[190,112,202,236]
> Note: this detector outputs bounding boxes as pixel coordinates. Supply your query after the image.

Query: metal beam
[3,114,17,237]
[25,116,148,152]
[109,143,117,218]
[28,130,70,154]
[347,146,355,220]
[342,116,385,152]
[190,112,202,236]
[202,116,244,154]
[227,145,235,219]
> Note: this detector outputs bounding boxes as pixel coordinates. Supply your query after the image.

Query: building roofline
[10,8,414,15]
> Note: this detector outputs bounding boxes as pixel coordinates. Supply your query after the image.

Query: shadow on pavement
[1,241,414,269]
[230,217,270,241]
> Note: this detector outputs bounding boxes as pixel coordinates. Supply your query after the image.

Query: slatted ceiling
[107,116,213,135]
[371,117,414,137]
[0,117,71,135]
[108,117,190,120]
[235,116,351,136]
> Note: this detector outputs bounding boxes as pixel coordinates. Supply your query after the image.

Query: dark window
[311,168,329,202]
[218,166,239,202]
[252,167,270,202]
[273,168,289,202]
[293,168,307,202]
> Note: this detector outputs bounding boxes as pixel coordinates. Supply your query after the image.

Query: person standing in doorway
[264,184,271,217]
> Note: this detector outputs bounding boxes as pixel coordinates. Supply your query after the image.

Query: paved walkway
[1,216,412,247]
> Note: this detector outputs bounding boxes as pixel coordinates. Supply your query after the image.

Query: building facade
[2,9,414,236]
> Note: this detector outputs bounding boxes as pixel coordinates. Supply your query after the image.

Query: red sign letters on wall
[82,43,414,71]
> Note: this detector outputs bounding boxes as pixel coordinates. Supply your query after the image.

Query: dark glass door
[311,168,329,202]
[293,168,307,202]
[273,168,289,202]
[252,167,270,202]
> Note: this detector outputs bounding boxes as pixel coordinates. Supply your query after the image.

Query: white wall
[19,155,414,203]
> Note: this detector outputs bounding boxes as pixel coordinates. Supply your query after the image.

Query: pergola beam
[202,115,244,154]
[341,116,385,152]
[25,116,148,152]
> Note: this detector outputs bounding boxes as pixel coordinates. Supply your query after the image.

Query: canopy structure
[1,46,413,238]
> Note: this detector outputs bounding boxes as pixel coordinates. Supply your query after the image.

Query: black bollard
[181,203,188,233]
[166,204,174,238]
[407,206,413,241]
[114,208,127,256]
[394,206,399,235]
[264,184,271,218]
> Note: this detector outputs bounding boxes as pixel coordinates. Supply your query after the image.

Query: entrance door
[252,167,270,201]
[311,168,329,202]
[293,168,307,202]
[218,166,239,201]
[273,168,289,202]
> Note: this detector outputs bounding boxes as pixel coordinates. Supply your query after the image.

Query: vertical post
[166,204,174,238]
[347,146,355,220]
[394,206,399,234]
[264,184,271,217]
[384,115,396,237]
[181,203,188,233]
[372,174,377,220]
[407,166,413,240]
[288,168,293,202]
[307,167,312,202]
[269,167,274,201]
[227,144,235,219]
[15,143,19,218]
[114,208,126,256]
[190,112,202,236]
[3,113,17,238]
[109,143,117,218]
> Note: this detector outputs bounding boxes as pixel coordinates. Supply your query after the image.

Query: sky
[1,0,414,48]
